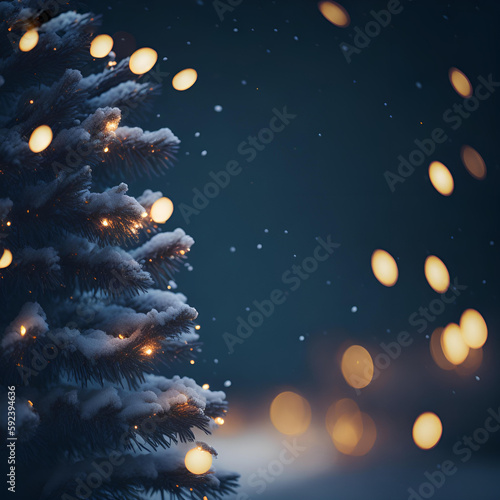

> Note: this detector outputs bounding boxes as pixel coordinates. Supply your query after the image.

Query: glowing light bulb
[202,384,210,390]
[185,447,212,475]
[441,323,469,365]
[341,345,374,389]
[172,68,198,91]
[101,219,109,226]
[424,255,450,293]
[103,147,109,153]
[90,34,114,58]
[428,161,454,196]
[214,417,225,425]
[19,29,39,52]
[190,360,195,365]
[129,48,158,75]
[195,325,201,330]
[0,249,13,269]
[460,309,487,349]
[20,325,26,336]
[318,1,350,27]
[448,67,473,98]
[28,400,33,407]
[151,197,174,224]
[141,211,148,218]
[412,412,442,450]
[29,125,53,153]
[371,249,398,287]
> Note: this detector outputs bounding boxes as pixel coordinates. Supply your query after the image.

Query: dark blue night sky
[85,1,500,498]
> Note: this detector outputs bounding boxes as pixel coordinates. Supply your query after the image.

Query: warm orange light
[428,161,454,196]
[195,325,201,330]
[341,345,374,389]
[151,197,174,224]
[143,347,153,355]
[371,249,398,287]
[214,417,225,425]
[90,34,114,58]
[20,325,26,336]
[28,400,33,407]
[172,68,198,91]
[460,309,487,349]
[412,412,442,450]
[106,120,119,132]
[19,29,39,52]
[103,147,109,153]
[460,145,487,180]
[0,249,13,269]
[185,447,212,474]
[29,125,53,153]
[190,360,195,365]
[441,323,469,365]
[318,1,350,27]
[129,48,158,75]
[270,391,311,435]
[101,219,109,226]
[429,327,455,371]
[424,255,450,293]
[202,384,210,390]
[448,67,473,98]
[141,211,148,218]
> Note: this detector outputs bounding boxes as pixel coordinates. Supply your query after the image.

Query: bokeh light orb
[460,145,487,180]
[318,1,351,27]
[19,29,39,52]
[424,255,450,294]
[351,413,377,456]
[371,249,398,287]
[460,309,487,349]
[0,249,13,269]
[90,34,114,58]
[448,67,473,98]
[441,323,469,365]
[413,412,442,450]
[150,197,174,224]
[129,47,158,75]
[184,447,212,474]
[341,345,374,389]
[172,68,198,91]
[29,125,53,153]
[270,391,311,435]
[428,161,454,196]
[429,327,454,371]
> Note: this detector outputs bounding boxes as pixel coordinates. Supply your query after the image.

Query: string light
[29,125,53,153]
[143,347,153,356]
[151,197,174,224]
[20,325,26,336]
[28,400,34,407]
[202,384,209,390]
[129,48,158,75]
[101,219,109,226]
[106,120,119,132]
[190,360,195,365]
[19,29,39,52]
[118,334,125,339]
[184,447,213,475]
[6,222,11,226]
[141,211,148,218]
[90,34,114,58]
[214,417,225,425]
[0,249,13,269]
[195,325,201,330]
[412,412,442,450]
[172,68,198,91]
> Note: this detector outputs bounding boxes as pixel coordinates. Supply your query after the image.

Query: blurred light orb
[456,346,483,376]
[371,249,399,287]
[412,412,442,450]
[429,327,455,371]
[318,1,351,27]
[0,249,13,269]
[460,145,487,180]
[151,197,174,224]
[341,345,374,389]
[325,398,360,435]
[460,309,487,349]
[441,323,469,365]
[172,68,198,91]
[90,34,114,58]
[184,447,212,474]
[351,413,377,456]
[448,67,473,98]
[129,47,158,75]
[29,125,53,153]
[270,391,311,435]
[332,412,363,454]
[19,29,39,52]
[424,255,450,293]
[428,161,454,196]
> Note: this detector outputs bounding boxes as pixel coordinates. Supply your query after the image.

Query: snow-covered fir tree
[0,1,238,498]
